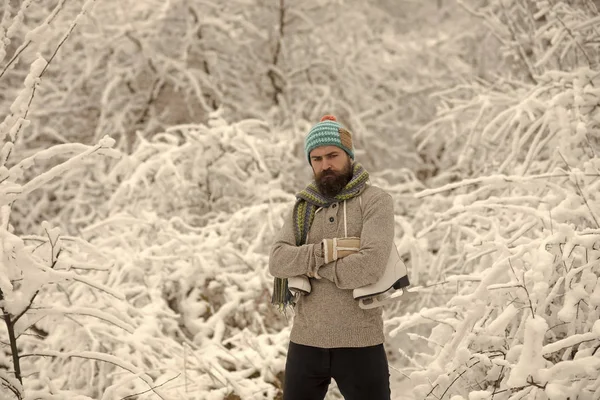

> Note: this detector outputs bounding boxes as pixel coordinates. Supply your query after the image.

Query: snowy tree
[0,1,170,399]
[8,0,587,398]
[387,1,600,399]
[2,0,482,241]
[48,114,301,398]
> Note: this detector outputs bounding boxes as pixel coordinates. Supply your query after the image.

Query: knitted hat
[305,115,354,164]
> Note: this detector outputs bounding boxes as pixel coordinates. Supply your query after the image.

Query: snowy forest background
[1,0,600,399]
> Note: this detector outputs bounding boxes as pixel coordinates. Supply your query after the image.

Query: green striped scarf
[271,162,369,311]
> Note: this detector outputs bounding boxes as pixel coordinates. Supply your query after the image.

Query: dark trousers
[283,342,391,400]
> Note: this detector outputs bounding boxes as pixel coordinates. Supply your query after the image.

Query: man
[269,115,394,400]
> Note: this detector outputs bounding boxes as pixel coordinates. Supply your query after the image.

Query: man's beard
[315,160,353,198]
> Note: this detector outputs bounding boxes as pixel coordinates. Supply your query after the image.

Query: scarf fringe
[270,277,295,311]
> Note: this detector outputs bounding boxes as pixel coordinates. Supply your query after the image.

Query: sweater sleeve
[317,192,394,289]
[269,207,325,278]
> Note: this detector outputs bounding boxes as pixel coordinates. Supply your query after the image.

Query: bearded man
[269,115,394,400]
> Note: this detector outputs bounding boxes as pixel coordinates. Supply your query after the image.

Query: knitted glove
[322,237,360,264]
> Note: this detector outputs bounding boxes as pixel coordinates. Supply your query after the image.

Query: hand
[322,237,360,264]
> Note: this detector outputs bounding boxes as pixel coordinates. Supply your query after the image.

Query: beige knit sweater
[269,184,394,348]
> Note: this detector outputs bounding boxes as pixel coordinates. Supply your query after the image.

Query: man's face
[310,145,353,197]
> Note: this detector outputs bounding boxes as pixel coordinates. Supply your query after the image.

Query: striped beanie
[304,115,354,164]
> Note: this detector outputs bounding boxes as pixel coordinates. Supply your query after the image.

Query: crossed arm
[268,193,394,290]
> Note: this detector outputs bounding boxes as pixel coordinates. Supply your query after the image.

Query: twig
[119,373,181,400]
[12,290,38,325]
[521,270,535,317]
[415,172,600,198]
[267,0,286,105]
[439,368,468,399]
[508,259,535,317]
[13,0,97,141]
[388,364,411,379]
[544,338,598,357]
[0,376,21,400]
[554,13,592,67]
[499,2,538,83]
[526,375,546,389]
[0,289,23,385]
[491,365,505,399]
[20,351,167,399]
[558,150,600,228]
[425,383,440,399]
[0,40,31,80]
[184,343,188,393]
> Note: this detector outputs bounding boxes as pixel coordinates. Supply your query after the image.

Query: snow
[5,0,33,39]
[506,317,548,387]
[468,391,491,400]
[0,0,599,399]
[19,139,120,196]
[486,303,519,335]
[542,322,600,356]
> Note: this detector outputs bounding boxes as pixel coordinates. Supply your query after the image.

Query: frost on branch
[0,2,142,395]
[0,55,46,144]
[387,1,600,399]
[105,113,297,223]
[20,115,298,398]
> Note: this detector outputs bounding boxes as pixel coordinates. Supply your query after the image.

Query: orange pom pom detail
[320,115,337,122]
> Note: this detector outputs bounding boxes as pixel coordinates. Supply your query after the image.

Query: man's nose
[322,159,332,170]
